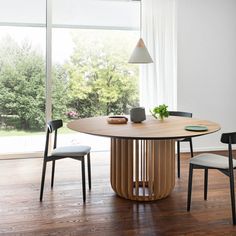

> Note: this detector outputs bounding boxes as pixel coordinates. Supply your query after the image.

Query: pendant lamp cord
[140,0,142,38]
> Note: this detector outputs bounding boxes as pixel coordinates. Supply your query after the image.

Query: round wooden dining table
[68,115,220,201]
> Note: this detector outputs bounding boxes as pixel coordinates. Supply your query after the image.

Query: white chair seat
[51,145,91,157]
[190,153,236,169]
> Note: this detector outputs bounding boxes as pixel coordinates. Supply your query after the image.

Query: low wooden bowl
[107,116,128,124]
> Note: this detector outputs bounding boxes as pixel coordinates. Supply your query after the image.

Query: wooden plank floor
[0,151,236,235]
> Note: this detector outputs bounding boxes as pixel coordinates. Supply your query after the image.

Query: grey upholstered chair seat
[190,153,236,169]
[51,146,91,157]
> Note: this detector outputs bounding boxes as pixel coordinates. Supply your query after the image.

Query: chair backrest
[221,132,236,171]
[221,132,236,144]
[47,120,63,133]
[44,119,63,158]
[169,111,192,118]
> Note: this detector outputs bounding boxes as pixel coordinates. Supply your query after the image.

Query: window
[0,0,46,156]
[0,0,139,156]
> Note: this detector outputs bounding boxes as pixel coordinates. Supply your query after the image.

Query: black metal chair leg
[81,158,86,203]
[51,160,55,188]
[187,164,193,211]
[40,160,47,201]
[177,141,181,178]
[189,139,194,158]
[87,153,91,190]
[229,170,236,225]
[204,168,208,200]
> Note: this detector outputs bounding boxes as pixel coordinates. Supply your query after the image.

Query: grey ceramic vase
[130,107,146,123]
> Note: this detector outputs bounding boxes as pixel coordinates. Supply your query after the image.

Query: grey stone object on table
[130,107,146,123]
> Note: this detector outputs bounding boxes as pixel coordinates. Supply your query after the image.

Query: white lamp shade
[128,38,153,64]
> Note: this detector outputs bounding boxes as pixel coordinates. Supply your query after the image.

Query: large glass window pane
[0,0,46,156]
[0,0,140,156]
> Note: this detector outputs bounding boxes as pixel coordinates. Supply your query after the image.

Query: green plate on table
[185,125,208,132]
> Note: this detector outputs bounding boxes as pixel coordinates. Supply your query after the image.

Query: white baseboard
[0,151,44,160]
[0,150,111,160]
[0,146,231,160]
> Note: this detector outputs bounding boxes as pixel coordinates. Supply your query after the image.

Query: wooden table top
[67,116,220,140]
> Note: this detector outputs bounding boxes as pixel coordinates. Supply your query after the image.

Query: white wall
[177,0,236,151]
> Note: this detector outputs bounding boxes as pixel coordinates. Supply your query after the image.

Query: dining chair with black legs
[187,132,236,224]
[40,119,91,203]
[169,111,194,178]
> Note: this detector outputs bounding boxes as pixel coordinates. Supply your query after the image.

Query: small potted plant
[150,104,169,120]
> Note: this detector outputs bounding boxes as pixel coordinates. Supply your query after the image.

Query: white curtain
[140,0,177,111]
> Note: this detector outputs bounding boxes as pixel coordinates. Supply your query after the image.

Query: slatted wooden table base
[110,138,175,201]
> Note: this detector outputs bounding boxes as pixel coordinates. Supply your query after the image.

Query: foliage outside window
[0,29,139,131]
[0,36,45,130]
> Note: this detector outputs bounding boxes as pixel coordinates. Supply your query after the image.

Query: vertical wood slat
[161,140,166,199]
[115,139,121,196]
[166,140,171,195]
[145,140,148,184]
[152,140,156,195]
[148,141,152,196]
[153,140,160,196]
[135,140,139,197]
[150,140,155,196]
[142,140,145,196]
[141,140,143,196]
[164,140,168,198]
[121,139,128,198]
[150,140,156,196]
[127,139,133,198]
[171,140,176,191]
[140,141,143,196]
[110,138,116,190]
[146,141,149,190]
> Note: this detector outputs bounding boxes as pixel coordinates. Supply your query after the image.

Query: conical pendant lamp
[129,38,153,63]
[128,0,153,64]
